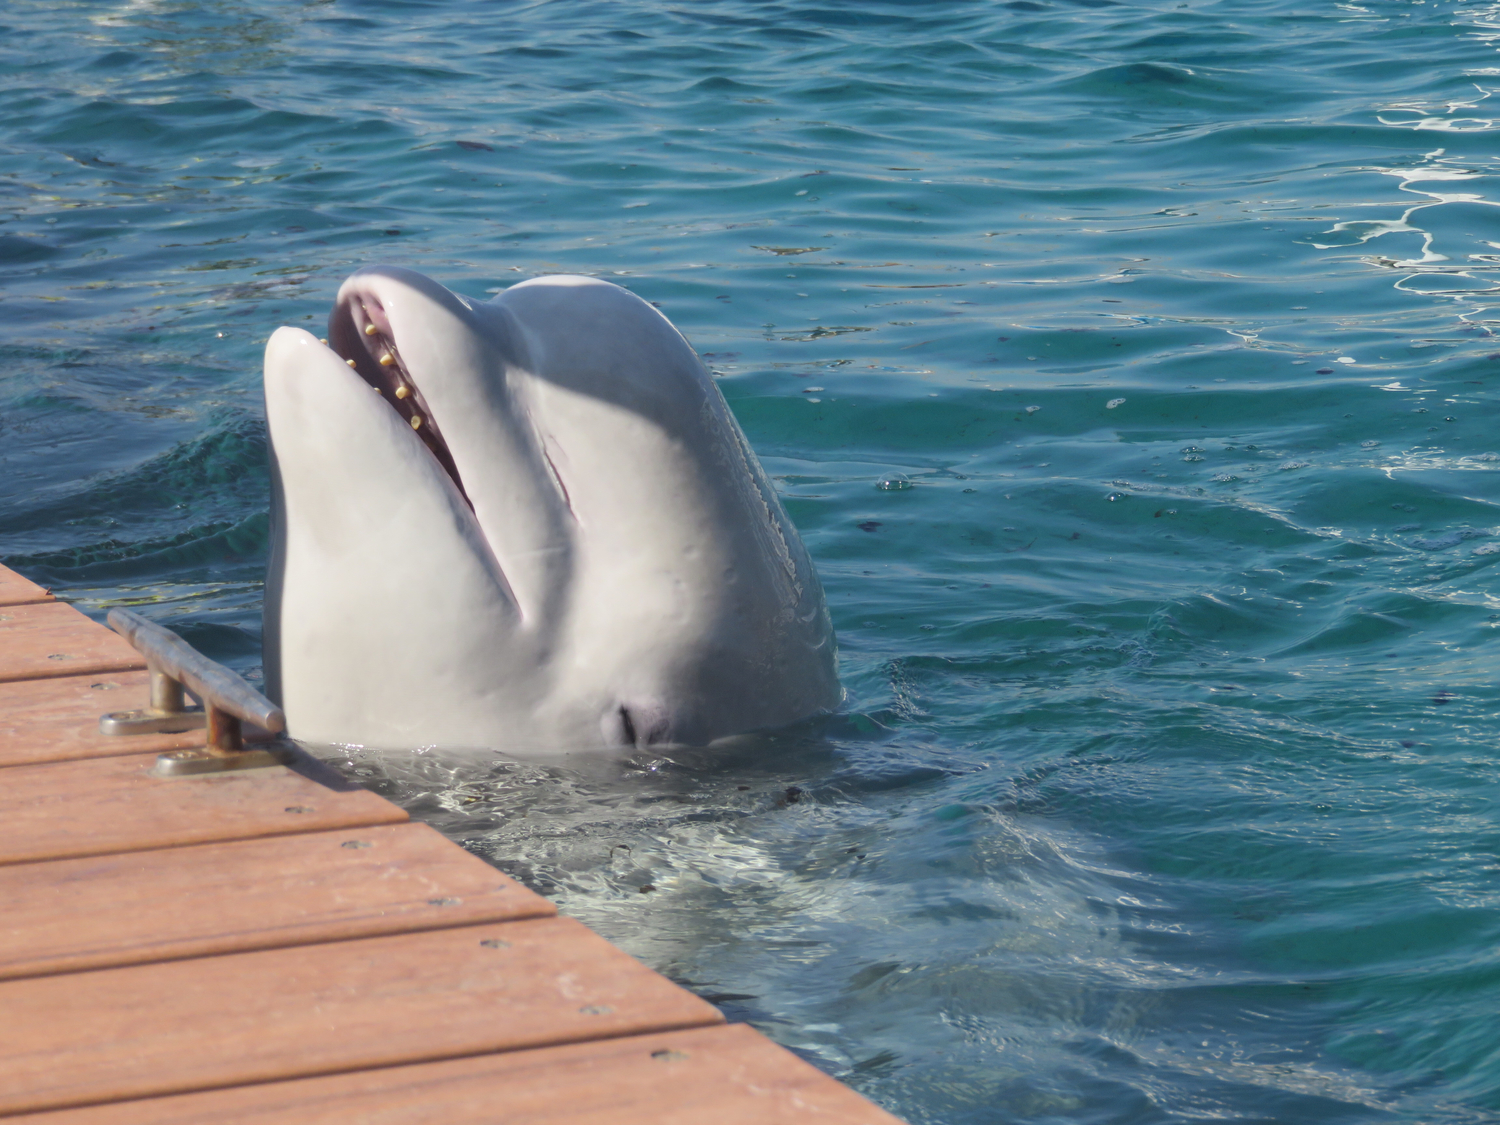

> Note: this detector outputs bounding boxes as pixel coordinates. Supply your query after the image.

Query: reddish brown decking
[0,563,903,1124]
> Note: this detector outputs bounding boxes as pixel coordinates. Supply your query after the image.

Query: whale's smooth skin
[262,266,840,757]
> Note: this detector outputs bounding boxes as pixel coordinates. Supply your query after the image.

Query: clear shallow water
[5,0,1500,1120]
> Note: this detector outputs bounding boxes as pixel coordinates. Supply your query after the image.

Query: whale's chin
[262,265,841,760]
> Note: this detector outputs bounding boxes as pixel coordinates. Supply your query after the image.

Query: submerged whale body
[262,266,840,757]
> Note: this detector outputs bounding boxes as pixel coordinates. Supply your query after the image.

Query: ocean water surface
[5,0,1500,1120]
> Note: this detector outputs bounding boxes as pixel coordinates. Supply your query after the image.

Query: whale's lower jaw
[275,643,840,756]
[271,553,840,755]
[264,266,841,760]
[278,692,833,758]
[276,700,624,758]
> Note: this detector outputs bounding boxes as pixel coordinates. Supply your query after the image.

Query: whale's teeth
[379,353,395,366]
[395,385,411,400]
[363,324,377,336]
[411,414,424,430]
[345,358,357,368]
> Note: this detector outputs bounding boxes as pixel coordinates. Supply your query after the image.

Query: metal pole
[149,666,186,715]
[205,707,244,755]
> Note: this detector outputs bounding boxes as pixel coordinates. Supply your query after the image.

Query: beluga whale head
[262,266,840,758]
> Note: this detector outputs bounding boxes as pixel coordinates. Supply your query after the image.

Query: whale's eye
[606,703,671,749]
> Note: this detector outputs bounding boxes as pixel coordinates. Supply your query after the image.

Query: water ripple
[6,0,1500,1121]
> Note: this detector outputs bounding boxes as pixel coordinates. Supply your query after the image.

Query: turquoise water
[5,0,1500,1119]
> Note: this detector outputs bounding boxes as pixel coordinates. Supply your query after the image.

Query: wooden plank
[9,1024,905,1125]
[0,916,724,1116]
[0,752,406,867]
[0,822,554,981]
[0,566,53,607]
[0,601,144,684]
[0,671,204,767]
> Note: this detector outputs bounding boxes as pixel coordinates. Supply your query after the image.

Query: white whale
[261,266,840,757]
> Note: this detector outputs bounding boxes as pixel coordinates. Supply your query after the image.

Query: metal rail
[99,608,291,776]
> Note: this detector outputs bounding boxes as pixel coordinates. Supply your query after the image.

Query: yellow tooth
[364,324,377,336]
[411,414,424,431]
[395,385,410,400]
[379,353,395,366]
[319,337,329,345]
[372,385,382,393]
[345,358,356,367]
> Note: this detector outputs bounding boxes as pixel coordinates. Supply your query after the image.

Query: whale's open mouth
[327,289,471,506]
[263,266,843,755]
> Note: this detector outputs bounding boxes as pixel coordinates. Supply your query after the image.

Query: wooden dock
[0,563,902,1123]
